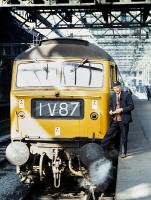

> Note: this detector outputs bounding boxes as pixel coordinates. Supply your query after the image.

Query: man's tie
[117,94,120,103]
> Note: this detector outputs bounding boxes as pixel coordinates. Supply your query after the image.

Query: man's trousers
[101,121,129,155]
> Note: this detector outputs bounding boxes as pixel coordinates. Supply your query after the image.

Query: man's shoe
[120,153,126,158]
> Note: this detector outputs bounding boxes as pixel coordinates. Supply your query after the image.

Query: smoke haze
[89,157,112,187]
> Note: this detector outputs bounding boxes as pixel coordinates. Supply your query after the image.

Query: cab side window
[110,65,116,89]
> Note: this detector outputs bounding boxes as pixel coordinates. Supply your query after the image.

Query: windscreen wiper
[70,58,88,73]
[43,64,49,80]
[71,58,88,85]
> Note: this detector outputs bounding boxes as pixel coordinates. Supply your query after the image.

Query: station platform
[116,97,151,200]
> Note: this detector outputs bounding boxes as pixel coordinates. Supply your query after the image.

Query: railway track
[0,135,10,163]
[0,118,10,164]
[24,188,114,200]
[22,178,115,200]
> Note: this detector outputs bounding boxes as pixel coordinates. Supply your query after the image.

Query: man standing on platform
[101,81,134,158]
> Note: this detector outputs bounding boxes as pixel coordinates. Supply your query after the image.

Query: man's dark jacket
[109,91,134,124]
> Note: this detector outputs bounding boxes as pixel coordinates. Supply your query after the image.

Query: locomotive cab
[6,38,117,188]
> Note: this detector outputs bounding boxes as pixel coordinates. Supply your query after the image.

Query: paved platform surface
[116,98,151,200]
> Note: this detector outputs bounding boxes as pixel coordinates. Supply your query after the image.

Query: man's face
[113,86,121,94]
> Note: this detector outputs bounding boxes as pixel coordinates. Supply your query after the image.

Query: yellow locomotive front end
[11,59,109,141]
[6,39,114,187]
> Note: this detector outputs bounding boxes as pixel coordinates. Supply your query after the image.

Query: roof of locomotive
[15,38,114,61]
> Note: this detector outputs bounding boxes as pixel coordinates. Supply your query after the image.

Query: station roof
[2,3,151,83]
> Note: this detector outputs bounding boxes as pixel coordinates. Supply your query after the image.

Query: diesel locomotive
[6,38,122,187]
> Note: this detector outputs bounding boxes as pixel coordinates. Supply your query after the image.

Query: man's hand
[109,110,113,115]
[115,108,123,113]
[109,110,116,115]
